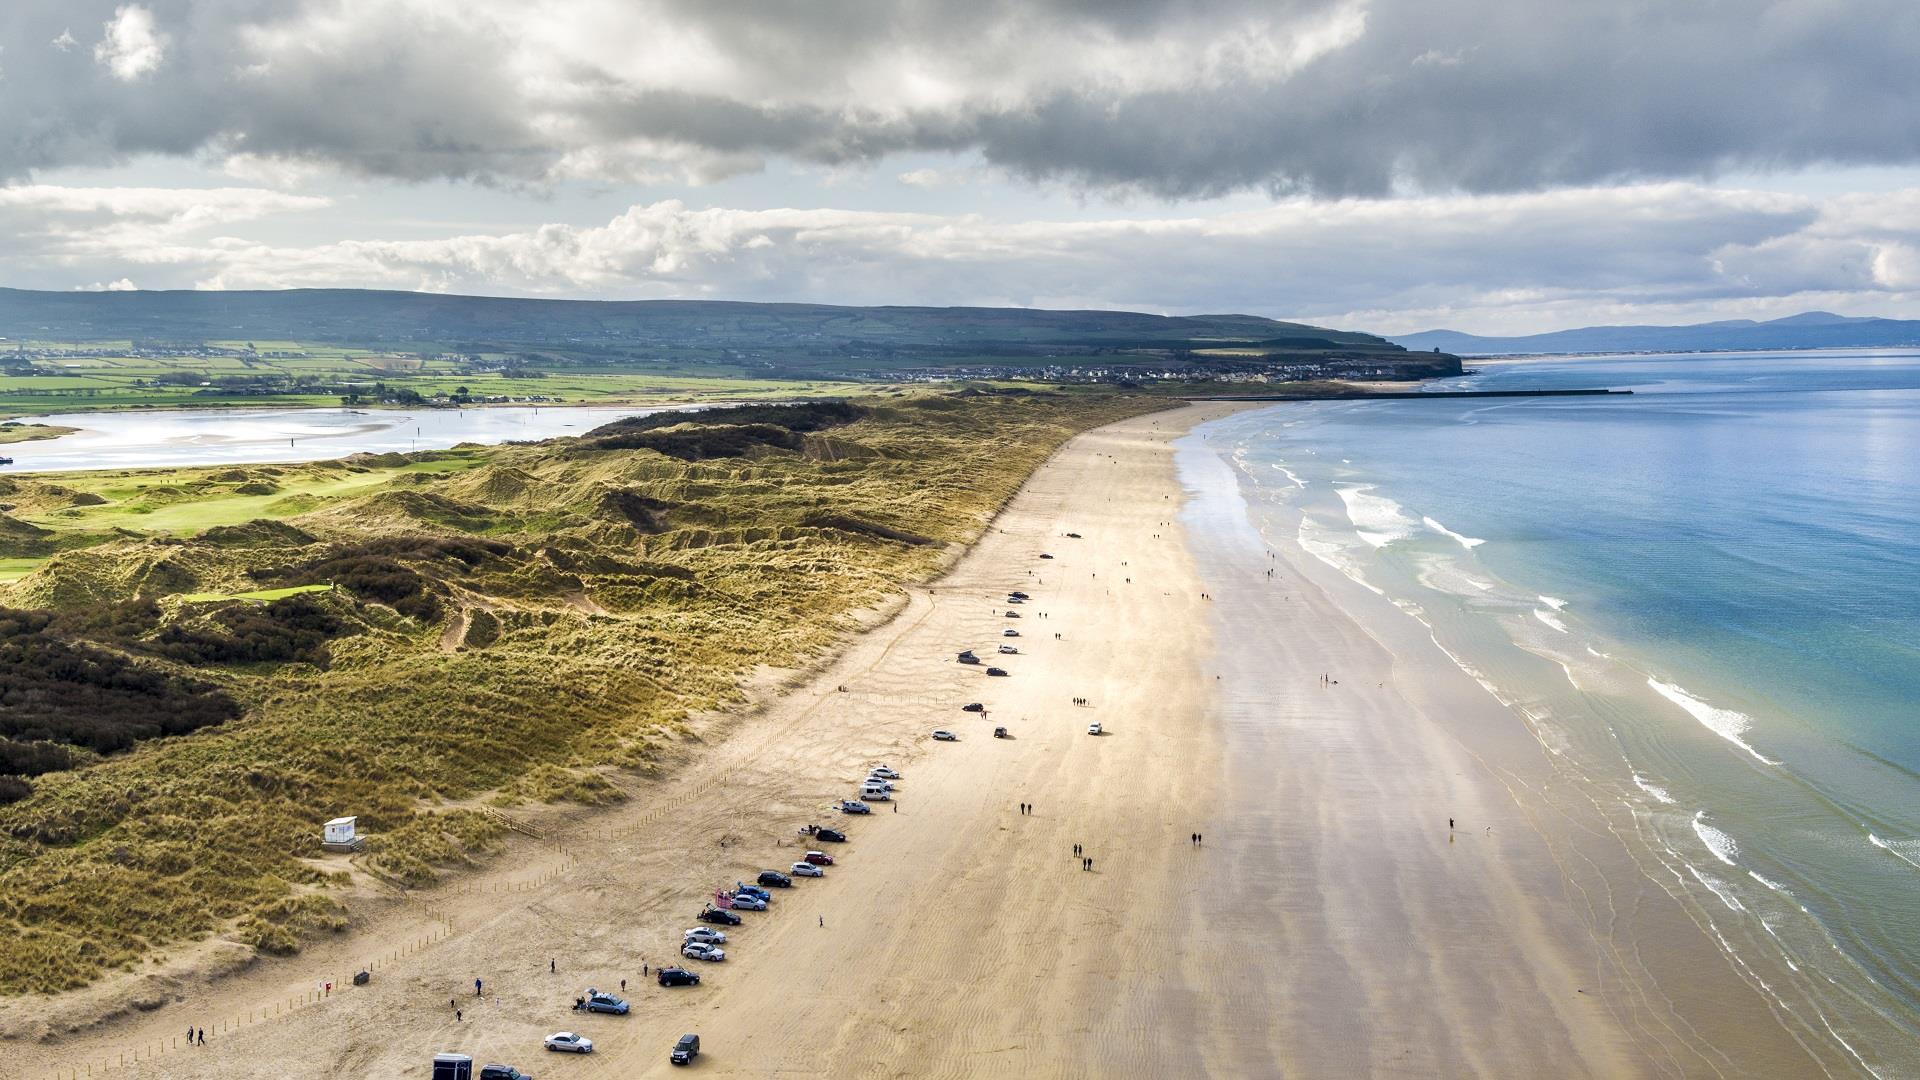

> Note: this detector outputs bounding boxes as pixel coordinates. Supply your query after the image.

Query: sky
[3,0,1920,336]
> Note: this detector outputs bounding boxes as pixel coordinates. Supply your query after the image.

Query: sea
[1193,350,1920,1077]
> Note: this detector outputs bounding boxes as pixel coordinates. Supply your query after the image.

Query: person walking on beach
[456,1010,463,1022]
[475,977,483,996]
[198,1028,205,1046]
[550,957,556,973]
[1449,818,1455,831]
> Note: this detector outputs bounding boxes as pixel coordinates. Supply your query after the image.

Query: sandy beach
[13,402,1820,1078]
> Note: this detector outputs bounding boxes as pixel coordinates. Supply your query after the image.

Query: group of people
[184,1026,207,1046]
[1071,696,1090,706]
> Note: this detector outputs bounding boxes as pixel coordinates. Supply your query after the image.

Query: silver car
[682,941,726,962]
[790,862,824,877]
[684,927,727,944]
[545,1032,593,1054]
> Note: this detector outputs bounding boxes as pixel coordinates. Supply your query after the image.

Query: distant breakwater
[1185,388,1630,401]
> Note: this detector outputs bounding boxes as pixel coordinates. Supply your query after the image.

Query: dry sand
[14,403,1818,1078]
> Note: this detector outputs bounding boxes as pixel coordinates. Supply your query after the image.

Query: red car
[804,850,834,866]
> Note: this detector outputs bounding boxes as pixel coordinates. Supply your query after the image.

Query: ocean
[1194,350,1920,1077]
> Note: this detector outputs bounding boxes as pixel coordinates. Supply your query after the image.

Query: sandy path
[16,402,1816,1079]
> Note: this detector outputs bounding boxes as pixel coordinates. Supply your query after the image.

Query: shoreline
[7,400,1819,1076]
[1175,418,1822,1075]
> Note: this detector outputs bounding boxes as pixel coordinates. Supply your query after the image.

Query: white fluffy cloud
[9,180,1920,333]
[92,5,166,80]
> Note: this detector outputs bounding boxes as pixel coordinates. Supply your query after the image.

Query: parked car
[734,884,772,901]
[804,850,835,865]
[932,729,959,741]
[545,1032,593,1054]
[790,862,824,877]
[986,667,1009,676]
[1003,628,1020,637]
[1065,532,1083,538]
[1088,722,1103,735]
[961,702,986,713]
[993,726,1009,738]
[839,799,872,814]
[682,941,726,962]
[480,1066,533,1080]
[816,827,848,842]
[727,892,767,911]
[698,907,742,925]
[1039,552,1054,559]
[657,966,701,987]
[684,927,727,945]
[670,1033,701,1067]
[1004,611,1020,618]
[757,870,793,888]
[956,650,981,664]
[1008,591,1030,600]
[869,766,900,780]
[998,644,1018,654]
[1005,596,1023,604]
[860,786,892,801]
[582,989,628,1015]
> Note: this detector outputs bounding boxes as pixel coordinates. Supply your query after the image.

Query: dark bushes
[151,595,349,668]
[256,536,512,622]
[584,400,864,440]
[0,609,242,760]
[594,423,803,460]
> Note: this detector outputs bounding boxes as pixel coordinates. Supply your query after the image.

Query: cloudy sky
[3,0,1919,335]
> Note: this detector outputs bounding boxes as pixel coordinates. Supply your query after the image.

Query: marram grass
[0,390,1165,993]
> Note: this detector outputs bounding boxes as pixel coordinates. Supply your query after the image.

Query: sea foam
[1328,484,1420,545]
[1533,609,1570,633]
[1421,515,1486,549]
[1632,773,1677,805]
[1648,678,1781,766]
[1694,811,1739,866]
[1334,484,1418,548]
[1868,833,1920,872]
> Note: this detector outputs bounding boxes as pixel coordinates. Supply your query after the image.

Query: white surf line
[1647,677,1781,766]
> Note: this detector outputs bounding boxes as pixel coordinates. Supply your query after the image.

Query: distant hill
[1391,312,1920,356]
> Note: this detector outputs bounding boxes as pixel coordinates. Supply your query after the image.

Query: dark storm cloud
[3,0,1918,194]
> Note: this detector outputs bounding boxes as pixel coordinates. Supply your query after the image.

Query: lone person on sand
[475,978,483,996]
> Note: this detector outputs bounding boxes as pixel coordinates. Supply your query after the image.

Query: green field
[0,342,854,417]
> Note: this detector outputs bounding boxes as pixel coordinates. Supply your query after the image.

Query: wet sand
[13,402,1818,1078]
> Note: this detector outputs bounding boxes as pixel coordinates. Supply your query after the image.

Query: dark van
[671,1033,701,1065]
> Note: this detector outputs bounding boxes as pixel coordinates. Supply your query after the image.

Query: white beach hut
[322,816,365,853]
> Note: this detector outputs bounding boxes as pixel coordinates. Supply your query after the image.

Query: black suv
[657,966,701,987]
[697,907,742,925]
[757,870,792,888]
[815,828,847,843]
[670,1033,701,1066]
[480,1067,531,1080]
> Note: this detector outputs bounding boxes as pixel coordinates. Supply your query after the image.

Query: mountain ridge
[1392,312,1920,355]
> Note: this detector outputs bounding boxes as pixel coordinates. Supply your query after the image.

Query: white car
[1087,722,1102,735]
[682,941,726,962]
[546,1031,594,1054]
[728,892,768,910]
[864,777,893,791]
[1003,628,1020,637]
[790,861,824,877]
[932,729,959,741]
[998,644,1018,654]
[684,927,727,945]
[869,766,900,780]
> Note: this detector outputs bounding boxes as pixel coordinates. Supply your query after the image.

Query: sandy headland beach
[15,402,1819,1078]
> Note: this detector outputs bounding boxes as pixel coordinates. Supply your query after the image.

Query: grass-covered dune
[0,390,1163,993]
